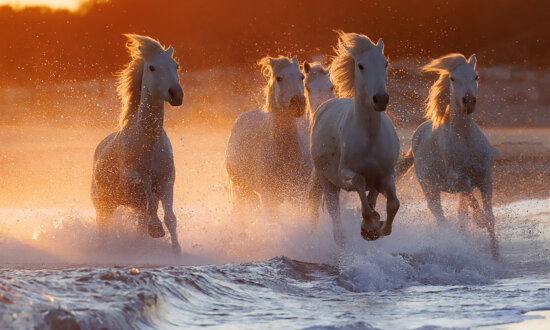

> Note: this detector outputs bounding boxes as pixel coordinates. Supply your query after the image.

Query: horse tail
[395,147,415,182]
[307,167,323,230]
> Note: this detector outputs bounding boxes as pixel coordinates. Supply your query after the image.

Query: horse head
[449,55,478,114]
[352,39,389,112]
[261,56,306,117]
[303,61,334,115]
[141,44,183,106]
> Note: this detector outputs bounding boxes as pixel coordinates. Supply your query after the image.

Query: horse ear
[376,39,384,52]
[304,61,311,73]
[468,54,477,68]
[166,45,174,57]
[291,56,299,66]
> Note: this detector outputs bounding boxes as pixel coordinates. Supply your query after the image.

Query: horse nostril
[373,93,389,108]
[291,95,305,106]
[168,88,175,98]
[463,96,476,105]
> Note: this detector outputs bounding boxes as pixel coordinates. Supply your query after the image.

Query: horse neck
[132,86,165,139]
[268,110,300,152]
[353,87,381,136]
[447,94,473,138]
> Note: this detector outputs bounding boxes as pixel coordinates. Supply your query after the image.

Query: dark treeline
[0,0,547,84]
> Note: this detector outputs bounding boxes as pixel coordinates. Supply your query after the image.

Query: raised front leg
[340,167,381,241]
[379,175,400,237]
[159,183,181,253]
[480,183,498,258]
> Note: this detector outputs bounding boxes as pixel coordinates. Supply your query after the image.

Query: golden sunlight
[0,0,81,10]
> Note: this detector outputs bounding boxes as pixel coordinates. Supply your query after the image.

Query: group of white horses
[91,32,498,257]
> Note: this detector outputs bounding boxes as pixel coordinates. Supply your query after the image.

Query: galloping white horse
[91,34,183,252]
[225,56,310,210]
[396,53,499,257]
[297,61,335,145]
[309,32,400,244]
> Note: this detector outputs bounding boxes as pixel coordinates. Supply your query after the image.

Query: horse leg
[145,182,165,239]
[464,190,484,228]
[131,174,165,238]
[231,176,258,217]
[379,175,400,237]
[457,192,469,222]
[419,181,445,222]
[307,167,323,231]
[95,206,115,237]
[367,190,380,218]
[320,175,343,245]
[480,183,498,258]
[91,183,115,236]
[159,183,181,253]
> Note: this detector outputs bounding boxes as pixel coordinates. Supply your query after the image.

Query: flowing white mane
[329,31,377,97]
[258,56,294,113]
[422,53,469,127]
[116,34,166,129]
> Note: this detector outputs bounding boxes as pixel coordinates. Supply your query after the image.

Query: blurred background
[0,0,548,126]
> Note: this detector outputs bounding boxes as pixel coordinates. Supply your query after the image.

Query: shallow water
[1,197,549,329]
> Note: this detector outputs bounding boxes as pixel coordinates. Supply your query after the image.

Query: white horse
[91,34,183,252]
[297,61,335,145]
[309,32,400,244]
[225,56,310,210]
[396,53,499,257]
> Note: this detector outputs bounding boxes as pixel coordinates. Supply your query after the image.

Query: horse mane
[422,53,469,127]
[329,31,377,97]
[258,56,294,112]
[116,34,166,129]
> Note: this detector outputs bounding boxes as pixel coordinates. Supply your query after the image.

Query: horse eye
[330,86,335,91]
[301,75,305,81]
[450,77,455,82]
[276,76,282,82]
[149,65,155,72]
[385,62,388,68]
[358,64,364,70]
[306,87,311,93]
[475,75,479,80]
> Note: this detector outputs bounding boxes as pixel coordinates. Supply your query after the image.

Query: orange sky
[0,0,81,10]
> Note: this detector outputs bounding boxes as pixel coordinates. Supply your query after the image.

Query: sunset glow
[0,0,81,10]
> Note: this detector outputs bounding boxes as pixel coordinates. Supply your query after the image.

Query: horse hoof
[361,227,379,241]
[172,242,182,255]
[148,222,166,238]
[361,222,380,241]
[379,221,392,236]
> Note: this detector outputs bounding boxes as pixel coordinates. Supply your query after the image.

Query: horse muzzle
[373,93,389,112]
[289,95,306,117]
[463,96,476,114]
[168,86,184,106]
